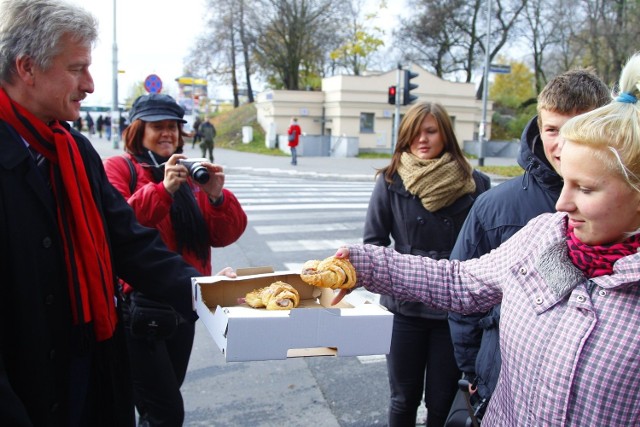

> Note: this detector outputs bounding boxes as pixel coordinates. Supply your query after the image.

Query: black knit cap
[129,93,187,123]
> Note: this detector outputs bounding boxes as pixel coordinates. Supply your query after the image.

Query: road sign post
[144,74,163,94]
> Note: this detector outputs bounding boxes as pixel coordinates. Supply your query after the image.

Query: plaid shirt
[348,212,640,426]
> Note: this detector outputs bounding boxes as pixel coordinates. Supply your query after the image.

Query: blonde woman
[332,53,640,426]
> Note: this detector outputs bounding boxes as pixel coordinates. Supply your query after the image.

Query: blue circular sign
[144,74,163,93]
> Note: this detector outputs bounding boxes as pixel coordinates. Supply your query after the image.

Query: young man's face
[539,109,579,175]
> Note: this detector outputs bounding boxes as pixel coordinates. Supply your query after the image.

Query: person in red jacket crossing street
[287,117,301,165]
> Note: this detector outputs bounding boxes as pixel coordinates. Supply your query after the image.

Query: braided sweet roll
[300,256,356,289]
[244,281,300,310]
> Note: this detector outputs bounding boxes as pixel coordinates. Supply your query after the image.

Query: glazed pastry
[244,281,300,310]
[300,256,356,289]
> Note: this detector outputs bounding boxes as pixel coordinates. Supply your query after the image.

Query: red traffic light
[388,86,397,105]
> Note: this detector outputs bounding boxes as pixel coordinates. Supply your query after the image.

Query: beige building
[255,63,491,157]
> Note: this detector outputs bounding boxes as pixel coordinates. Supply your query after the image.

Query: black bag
[128,291,180,340]
[118,158,180,340]
[288,130,296,142]
[444,380,482,427]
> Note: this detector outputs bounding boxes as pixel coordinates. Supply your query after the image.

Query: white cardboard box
[192,267,393,362]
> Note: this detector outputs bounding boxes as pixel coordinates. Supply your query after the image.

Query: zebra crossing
[224,173,381,303]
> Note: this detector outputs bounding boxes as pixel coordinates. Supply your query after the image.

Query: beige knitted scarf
[397,152,476,212]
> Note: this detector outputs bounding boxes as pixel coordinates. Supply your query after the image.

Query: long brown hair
[122,119,186,155]
[379,102,472,183]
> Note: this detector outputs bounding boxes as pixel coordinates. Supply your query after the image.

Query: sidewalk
[87,134,518,183]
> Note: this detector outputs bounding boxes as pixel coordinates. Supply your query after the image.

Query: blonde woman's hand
[331,247,352,305]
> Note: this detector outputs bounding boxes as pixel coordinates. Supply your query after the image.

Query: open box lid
[193,267,352,310]
[191,268,394,361]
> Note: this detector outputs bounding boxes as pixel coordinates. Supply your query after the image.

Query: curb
[224,165,510,185]
[224,166,377,182]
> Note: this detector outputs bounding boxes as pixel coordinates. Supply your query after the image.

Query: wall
[256,64,492,157]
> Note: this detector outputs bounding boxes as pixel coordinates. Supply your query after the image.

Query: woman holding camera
[104,93,247,426]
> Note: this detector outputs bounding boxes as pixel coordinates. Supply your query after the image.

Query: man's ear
[14,55,36,86]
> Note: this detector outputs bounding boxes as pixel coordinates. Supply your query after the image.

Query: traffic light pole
[478,0,492,167]
[392,64,401,154]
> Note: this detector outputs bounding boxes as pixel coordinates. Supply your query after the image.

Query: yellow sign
[176,77,208,86]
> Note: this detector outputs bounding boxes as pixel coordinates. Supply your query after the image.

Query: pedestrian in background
[364,102,490,427]
[85,110,94,135]
[104,93,247,427]
[287,117,301,165]
[191,115,202,148]
[330,51,640,427]
[0,1,201,425]
[446,68,610,424]
[199,118,216,162]
[96,114,104,138]
[119,115,126,136]
[74,115,83,132]
[105,114,112,140]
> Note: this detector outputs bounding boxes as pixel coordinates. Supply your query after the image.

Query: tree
[521,0,585,84]
[329,0,386,76]
[251,0,349,90]
[575,0,640,85]
[490,60,536,108]
[533,0,640,87]
[395,0,469,78]
[238,0,255,103]
[124,82,148,109]
[488,59,536,139]
[188,0,256,108]
[519,0,564,93]
[396,0,527,83]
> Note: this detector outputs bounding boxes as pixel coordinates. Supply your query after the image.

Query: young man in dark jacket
[447,68,611,420]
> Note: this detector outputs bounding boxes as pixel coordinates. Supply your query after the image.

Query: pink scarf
[566,225,640,278]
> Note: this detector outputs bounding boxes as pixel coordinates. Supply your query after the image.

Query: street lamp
[111,0,119,149]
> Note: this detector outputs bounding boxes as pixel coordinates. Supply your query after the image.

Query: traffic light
[403,70,419,105]
[388,86,397,105]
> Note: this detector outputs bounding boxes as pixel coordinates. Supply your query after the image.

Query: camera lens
[190,164,210,184]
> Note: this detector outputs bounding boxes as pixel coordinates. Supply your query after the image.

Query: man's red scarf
[0,88,116,341]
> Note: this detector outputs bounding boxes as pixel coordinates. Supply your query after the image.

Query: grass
[190,103,286,157]
[201,103,522,177]
[358,152,393,159]
[478,165,522,177]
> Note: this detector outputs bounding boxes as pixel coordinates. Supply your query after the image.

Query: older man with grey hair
[0,1,200,425]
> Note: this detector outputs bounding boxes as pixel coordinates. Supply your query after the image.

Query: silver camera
[178,158,210,184]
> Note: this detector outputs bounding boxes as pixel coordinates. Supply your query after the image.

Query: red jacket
[287,123,301,147]
[104,154,247,277]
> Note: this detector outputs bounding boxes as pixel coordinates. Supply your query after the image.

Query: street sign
[144,74,163,93]
[490,64,511,74]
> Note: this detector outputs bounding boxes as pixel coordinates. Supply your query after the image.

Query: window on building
[360,112,374,133]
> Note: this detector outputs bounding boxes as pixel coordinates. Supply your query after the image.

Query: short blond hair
[560,53,640,192]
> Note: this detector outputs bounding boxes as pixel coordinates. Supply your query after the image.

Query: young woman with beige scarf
[363,102,490,427]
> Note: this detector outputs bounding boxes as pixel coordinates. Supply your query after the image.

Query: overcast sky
[70,0,399,107]
[68,0,205,106]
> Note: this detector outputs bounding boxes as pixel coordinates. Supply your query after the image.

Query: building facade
[255,64,491,157]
